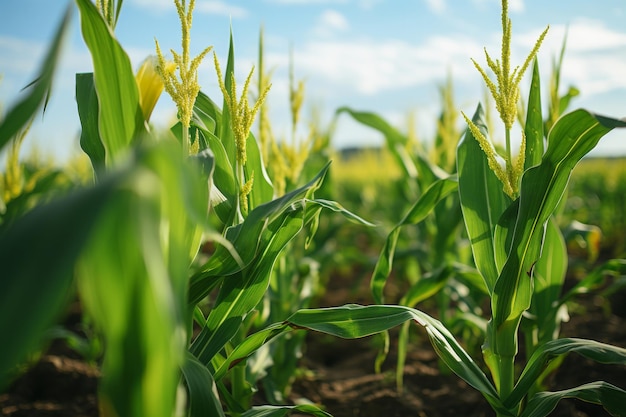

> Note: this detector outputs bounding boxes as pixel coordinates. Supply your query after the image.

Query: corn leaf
[524,59,544,170]
[371,176,458,304]
[244,129,275,210]
[190,165,330,364]
[241,405,333,417]
[0,5,71,150]
[75,0,144,164]
[213,323,287,381]
[287,304,502,408]
[492,111,626,337]
[306,198,374,226]
[0,173,117,389]
[335,107,417,180]
[457,104,511,293]
[76,73,106,174]
[189,163,330,304]
[506,337,626,409]
[182,352,226,417]
[560,259,626,304]
[520,382,626,417]
[191,210,305,365]
[214,31,274,212]
[400,265,456,308]
[524,218,567,346]
[77,142,206,417]
[219,30,237,169]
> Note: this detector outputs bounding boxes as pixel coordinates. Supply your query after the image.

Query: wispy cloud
[131,0,248,18]
[266,34,483,96]
[424,0,446,15]
[468,0,524,13]
[314,10,350,36]
[265,0,348,4]
[0,36,44,75]
[509,0,524,13]
[518,20,626,97]
[195,1,248,18]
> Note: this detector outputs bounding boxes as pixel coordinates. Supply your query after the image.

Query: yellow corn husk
[136,56,174,122]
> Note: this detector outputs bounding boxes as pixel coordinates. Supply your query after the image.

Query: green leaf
[507,338,626,409]
[371,176,458,304]
[560,259,626,304]
[189,164,330,304]
[213,323,289,381]
[526,218,567,347]
[77,142,206,417]
[0,170,119,389]
[400,265,455,308]
[189,165,331,365]
[191,209,305,365]
[244,129,274,211]
[241,404,333,417]
[287,304,502,409]
[76,73,106,174]
[0,5,71,150]
[524,59,544,170]
[492,111,626,337]
[182,352,226,417]
[75,0,144,164]
[457,104,511,293]
[220,30,237,170]
[335,107,417,180]
[306,199,374,227]
[520,382,626,417]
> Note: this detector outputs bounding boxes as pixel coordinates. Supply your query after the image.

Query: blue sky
[1,0,626,162]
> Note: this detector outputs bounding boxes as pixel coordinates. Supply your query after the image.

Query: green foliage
[1,1,625,417]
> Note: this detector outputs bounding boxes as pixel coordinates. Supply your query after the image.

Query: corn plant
[0,1,363,416]
[296,1,626,415]
[336,78,487,389]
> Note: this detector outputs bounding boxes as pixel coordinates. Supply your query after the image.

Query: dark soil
[2,273,625,417]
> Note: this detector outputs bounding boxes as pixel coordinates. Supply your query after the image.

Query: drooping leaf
[0,169,120,389]
[371,176,458,304]
[287,304,502,409]
[507,337,626,409]
[0,5,71,150]
[335,107,417,181]
[240,404,333,417]
[520,382,626,417]
[77,142,206,417]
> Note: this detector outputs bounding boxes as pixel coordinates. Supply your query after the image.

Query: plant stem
[182,124,189,156]
[505,128,512,172]
[232,363,247,410]
[499,354,515,399]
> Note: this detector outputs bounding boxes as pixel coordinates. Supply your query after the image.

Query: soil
[2,270,625,417]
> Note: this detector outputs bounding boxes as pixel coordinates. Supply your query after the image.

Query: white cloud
[357,0,383,10]
[509,0,524,13]
[266,0,348,4]
[424,0,446,15]
[515,20,626,96]
[469,0,523,13]
[131,0,248,18]
[314,10,350,36]
[269,34,483,96]
[195,1,248,18]
[0,36,44,75]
